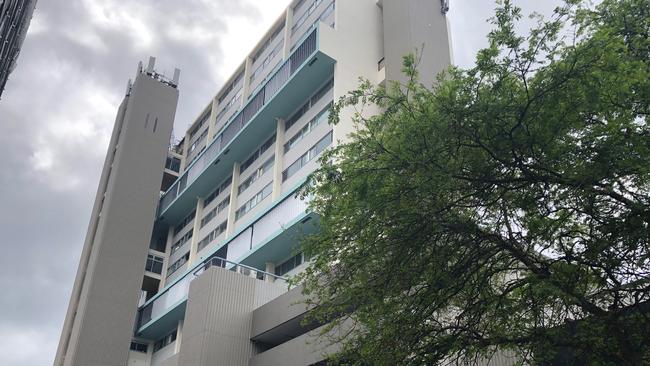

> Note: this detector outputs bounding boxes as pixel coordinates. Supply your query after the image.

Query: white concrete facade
[58,1,454,365]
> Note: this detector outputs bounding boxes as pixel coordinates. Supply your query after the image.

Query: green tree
[297,0,650,364]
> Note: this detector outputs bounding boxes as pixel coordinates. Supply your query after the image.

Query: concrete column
[282,8,293,59]
[188,197,204,266]
[180,134,191,172]
[226,163,241,236]
[271,118,285,201]
[242,57,253,100]
[159,226,175,289]
[206,98,220,143]
[174,319,184,354]
[265,261,276,283]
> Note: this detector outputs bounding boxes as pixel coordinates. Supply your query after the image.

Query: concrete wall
[251,285,310,338]
[382,0,452,87]
[159,354,179,366]
[249,321,351,366]
[55,71,179,366]
[126,350,150,366]
[319,0,385,144]
[177,267,287,366]
[151,342,177,366]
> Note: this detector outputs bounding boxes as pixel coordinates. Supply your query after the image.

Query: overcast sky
[0,1,561,365]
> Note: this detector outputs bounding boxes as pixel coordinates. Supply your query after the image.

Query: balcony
[158,25,336,223]
[135,256,287,340]
[249,322,348,366]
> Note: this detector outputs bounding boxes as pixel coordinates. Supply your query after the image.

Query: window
[284,104,331,153]
[235,183,273,221]
[186,146,206,166]
[130,341,148,353]
[291,0,335,51]
[200,196,230,228]
[215,78,244,125]
[189,128,209,153]
[291,1,335,51]
[310,78,333,106]
[153,331,177,353]
[275,252,304,276]
[215,88,243,126]
[293,0,307,13]
[252,24,284,63]
[170,229,193,255]
[285,78,333,131]
[174,210,196,235]
[145,255,164,274]
[241,152,259,175]
[320,1,335,24]
[214,104,231,125]
[167,253,190,277]
[282,132,332,182]
[165,156,181,172]
[238,156,274,195]
[250,41,284,83]
[260,134,276,152]
[225,88,243,110]
[240,134,276,173]
[285,103,309,132]
[217,70,244,104]
[292,0,324,35]
[197,220,228,252]
[189,112,210,138]
[204,176,232,207]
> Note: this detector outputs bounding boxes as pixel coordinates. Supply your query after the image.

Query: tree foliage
[297,0,650,364]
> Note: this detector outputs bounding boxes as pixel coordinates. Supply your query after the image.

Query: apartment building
[0,0,37,98]
[56,1,452,365]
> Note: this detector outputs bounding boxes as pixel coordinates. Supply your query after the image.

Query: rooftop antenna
[440,0,449,14]
[172,68,181,86]
[146,56,156,74]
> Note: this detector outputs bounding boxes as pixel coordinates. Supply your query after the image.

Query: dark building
[0,0,37,99]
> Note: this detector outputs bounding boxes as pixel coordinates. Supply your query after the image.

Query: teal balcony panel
[136,299,186,340]
[158,28,335,224]
[135,191,312,339]
[238,213,319,271]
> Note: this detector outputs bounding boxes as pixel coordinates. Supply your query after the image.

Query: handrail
[194,256,288,283]
[157,26,319,216]
[139,179,308,314]
[137,255,288,330]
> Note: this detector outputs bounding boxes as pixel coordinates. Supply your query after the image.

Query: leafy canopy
[297,0,650,364]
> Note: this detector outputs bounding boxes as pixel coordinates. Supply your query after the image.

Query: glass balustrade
[136,254,287,330]
[158,28,318,215]
[138,192,308,332]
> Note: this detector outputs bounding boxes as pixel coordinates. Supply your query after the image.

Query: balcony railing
[158,29,318,215]
[136,256,287,330]
[193,256,287,282]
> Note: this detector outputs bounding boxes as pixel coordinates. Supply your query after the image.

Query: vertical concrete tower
[55,58,180,366]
